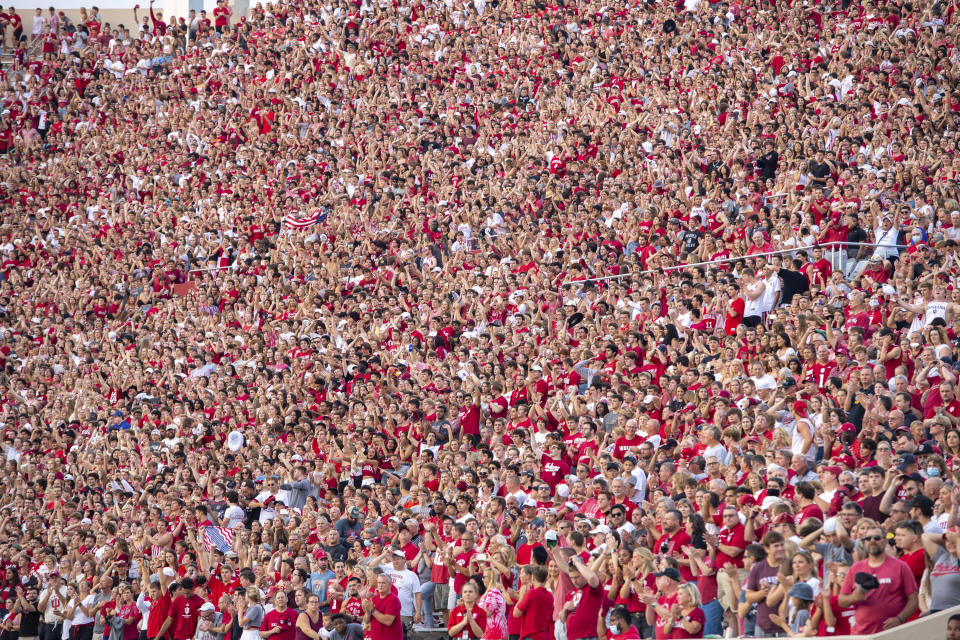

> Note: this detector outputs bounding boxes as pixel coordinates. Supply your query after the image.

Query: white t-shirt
[750,374,777,391]
[73,595,97,625]
[761,274,781,313]
[255,491,282,523]
[379,566,421,617]
[223,505,246,528]
[42,586,67,624]
[702,443,729,465]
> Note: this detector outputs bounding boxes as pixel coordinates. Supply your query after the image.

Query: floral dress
[478,587,507,640]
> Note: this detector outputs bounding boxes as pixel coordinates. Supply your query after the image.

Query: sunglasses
[862,535,885,541]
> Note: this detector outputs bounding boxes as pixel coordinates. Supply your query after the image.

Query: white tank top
[744,281,766,317]
[792,419,816,462]
[925,301,948,327]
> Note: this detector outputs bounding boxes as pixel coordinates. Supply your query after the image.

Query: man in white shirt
[748,360,777,402]
[31,8,46,41]
[254,476,286,523]
[38,573,67,640]
[741,268,766,327]
[699,426,729,465]
[378,550,424,626]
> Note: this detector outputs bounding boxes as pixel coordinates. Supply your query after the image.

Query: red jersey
[715,523,747,569]
[261,608,298,640]
[147,592,172,638]
[448,603,487,639]
[654,593,678,640]
[517,586,554,640]
[370,593,402,640]
[168,594,206,640]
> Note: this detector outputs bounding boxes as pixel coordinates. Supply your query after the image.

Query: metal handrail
[560,241,910,287]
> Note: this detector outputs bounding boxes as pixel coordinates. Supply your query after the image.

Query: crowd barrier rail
[560,241,912,288]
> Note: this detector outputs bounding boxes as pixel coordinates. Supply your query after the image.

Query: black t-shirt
[778,268,810,305]
[21,608,41,636]
[244,504,261,527]
[809,160,830,183]
[680,229,702,254]
[757,151,779,179]
[322,543,349,562]
[845,225,868,257]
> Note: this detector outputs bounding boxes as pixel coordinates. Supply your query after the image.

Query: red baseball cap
[833,454,856,469]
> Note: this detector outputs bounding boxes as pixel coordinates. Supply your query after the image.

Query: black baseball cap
[653,568,682,581]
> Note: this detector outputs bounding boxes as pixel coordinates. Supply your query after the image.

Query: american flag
[283,209,328,230]
[202,526,235,553]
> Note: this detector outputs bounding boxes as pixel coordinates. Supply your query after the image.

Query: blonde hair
[677,582,702,608]
[633,547,656,575]
[496,546,516,569]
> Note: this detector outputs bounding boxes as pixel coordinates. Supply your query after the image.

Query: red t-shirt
[564,583,604,640]
[516,543,543,566]
[147,592,172,638]
[169,594,206,640]
[459,403,481,436]
[898,548,925,589]
[213,6,229,26]
[815,594,853,636]
[540,454,569,488]
[654,530,693,581]
[261,607,298,640]
[840,555,917,634]
[448,603,487,639]
[453,550,476,593]
[517,586,554,640]
[118,603,142,640]
[609,629,640,640]
[614,435,644,459]
[371,593,403,640]
[670,607,705,639]
[715,523,747,569]
[796,503,824,525]
[654,593,678,640]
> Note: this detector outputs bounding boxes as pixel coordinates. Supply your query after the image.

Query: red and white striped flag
[283,209,327,230]
[202,526,235,553]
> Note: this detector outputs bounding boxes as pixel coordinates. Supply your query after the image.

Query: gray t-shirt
[814,541,852,565]
[328,623,363,640]
[929,547,960,612]
[333,518,363,544]
[789,609,810,634]
[244,604,265,629]
[91,591,110,635]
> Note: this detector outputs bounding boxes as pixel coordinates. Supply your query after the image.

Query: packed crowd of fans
[0,0,960,637]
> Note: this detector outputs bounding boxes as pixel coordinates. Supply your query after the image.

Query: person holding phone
[557,553,604,640]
